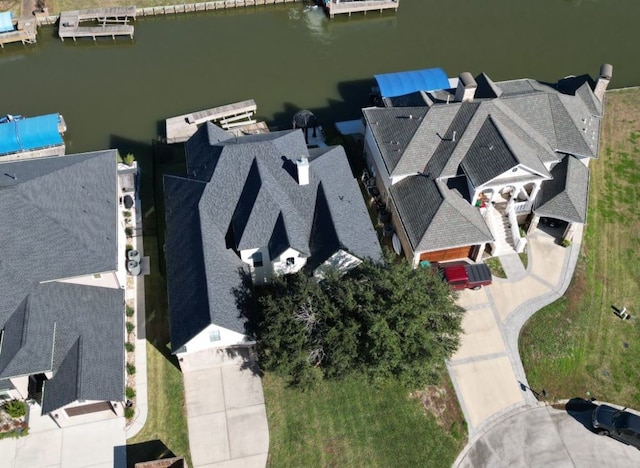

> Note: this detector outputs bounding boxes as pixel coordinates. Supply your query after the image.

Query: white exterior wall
[240,246,271,284]
[179,324,251,355]
[8,376,29,399]
[313,250,362,279]
[364,124,393,190]
[240,246,307,284]
[271,247,307,276]
[471,166,544,205]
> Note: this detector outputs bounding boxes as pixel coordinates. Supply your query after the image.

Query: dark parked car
[592,404,640,449]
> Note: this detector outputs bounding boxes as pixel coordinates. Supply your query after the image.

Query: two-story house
[363,64,610,266]
[164,125,382,358]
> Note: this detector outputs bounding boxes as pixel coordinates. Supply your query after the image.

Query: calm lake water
[0,0,638,153]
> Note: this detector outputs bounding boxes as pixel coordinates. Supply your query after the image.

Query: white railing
[512,200,532,214]
[507,202,527,253]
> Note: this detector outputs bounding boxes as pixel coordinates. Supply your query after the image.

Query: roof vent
[296,156,310,186]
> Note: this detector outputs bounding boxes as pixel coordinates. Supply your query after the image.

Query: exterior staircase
[485,204,517,257]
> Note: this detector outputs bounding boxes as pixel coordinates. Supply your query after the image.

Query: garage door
[419,245,473,263]
[64,401,113,417]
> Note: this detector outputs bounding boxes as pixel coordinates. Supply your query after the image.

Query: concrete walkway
[447,224,582,438]
[125,192,149,439]
[180,347,269,468]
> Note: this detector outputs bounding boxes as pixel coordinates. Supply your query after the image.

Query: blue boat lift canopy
[0,113,64,156]
[0,11,13,33]
[374,67,451,98]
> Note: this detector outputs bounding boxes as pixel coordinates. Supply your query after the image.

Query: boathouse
[0,113,66,160]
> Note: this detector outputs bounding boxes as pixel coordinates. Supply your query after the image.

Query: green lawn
[263,373,466,467]
[520,88,640,407]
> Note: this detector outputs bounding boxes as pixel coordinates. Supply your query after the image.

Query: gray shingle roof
[390,176,493,251]
[39,282,124,414]
[0,151,118,324]
[364,69,603,255]
[362,107,428,175]
[535,156,589,223]
[0,151,123,412]
[165,128,382,352]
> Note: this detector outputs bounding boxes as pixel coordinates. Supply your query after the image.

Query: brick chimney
[593,63,613,102]
[296,156,309,186]
[454,72,478,102]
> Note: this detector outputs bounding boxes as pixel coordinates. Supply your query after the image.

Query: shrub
[122,210,132,218]
[124,407,135,420]
[123,153,135,166]
[4,400,26,419]
[125,386,136,399]
[126,322,135,334]
[125,305,134,317]
[126,244,133,252]
[561,238,572,248]
[125,227,133,238]
[125,341,135,353]
[126,363,136,375]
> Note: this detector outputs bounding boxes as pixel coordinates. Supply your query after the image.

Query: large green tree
[254,254,464,388]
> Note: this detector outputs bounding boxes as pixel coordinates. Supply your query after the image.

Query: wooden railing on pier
[59,6,136,41]
[137,0,299,16]
[326,0,398,18]
[165,99,258,143]
[0,18,37,48]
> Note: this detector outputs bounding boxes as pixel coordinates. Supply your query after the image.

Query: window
[209,330,221,342]
[252,252,263,268]
[286,257,295,266]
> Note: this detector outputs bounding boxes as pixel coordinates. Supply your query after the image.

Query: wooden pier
[0,18,37,48]
[58,6,136,41]
[165,99,259,143]
[324,0,398,18]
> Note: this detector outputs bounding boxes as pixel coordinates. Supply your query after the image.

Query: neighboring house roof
[35,283,124,414]
[165,126,382,352]
[535,156,589,224]
[0,150,123,412]
[391,177,493,252]
[364,69,603,255]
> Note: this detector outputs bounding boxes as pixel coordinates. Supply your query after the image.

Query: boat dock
[0,18,37,48]
[58,6,136,41]
[323,0,399,18]
[165,99,259,143]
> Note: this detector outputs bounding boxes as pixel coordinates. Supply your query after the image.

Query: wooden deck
[165,99,258,143]
[0,18,37,48]
[59,6,136,41]
[326,0,398,18]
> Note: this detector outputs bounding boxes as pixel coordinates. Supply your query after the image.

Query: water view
[0,0,638,153]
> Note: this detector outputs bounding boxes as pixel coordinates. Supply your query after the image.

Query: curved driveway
[446,225,582,438]
[456,403,640,467]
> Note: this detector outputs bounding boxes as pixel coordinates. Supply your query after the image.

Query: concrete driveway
[447,226,583,437]
[456,403,640,467]
[0,406,126,468]
[180,347,269,467]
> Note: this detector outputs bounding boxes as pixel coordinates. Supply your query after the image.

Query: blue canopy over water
[0,12,13,33]
[374,67,450,98]
[0,114,64,156]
